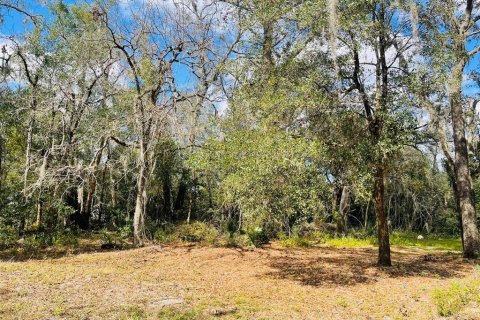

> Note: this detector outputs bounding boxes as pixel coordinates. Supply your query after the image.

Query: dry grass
[0,240,479,319]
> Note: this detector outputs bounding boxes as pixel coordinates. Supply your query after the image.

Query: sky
[1,0,480,97]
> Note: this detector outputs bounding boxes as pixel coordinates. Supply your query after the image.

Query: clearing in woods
[0,243,479,320]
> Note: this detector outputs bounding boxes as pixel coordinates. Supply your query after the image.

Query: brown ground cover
[0,243,478,319]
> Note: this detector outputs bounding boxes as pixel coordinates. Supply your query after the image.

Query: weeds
[279,235,310,248]
[157,307,199,320]
[432,278,480,316]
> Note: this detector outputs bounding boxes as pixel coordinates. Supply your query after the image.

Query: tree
[324,0,419,265]
[419,0,480,258]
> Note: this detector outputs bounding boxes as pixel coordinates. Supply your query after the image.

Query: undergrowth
[432,277,480,316]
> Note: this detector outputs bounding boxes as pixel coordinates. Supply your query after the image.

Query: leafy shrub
[23,233,54,250]
[279,235,310,248]
[52,232,79,246]
[0,225,17,248]
[222,233,252,248]
[175,221,219,245]
[305,231,329,244]
[100,234,122,249]
[154,223,176,243]
[153,222,220,245]
[244,226,269,247]
[222,220,238,238]
[119,224,133,239]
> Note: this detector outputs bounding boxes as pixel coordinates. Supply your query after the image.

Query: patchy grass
[123,305,147,320]
[157,307,200,320]
[0,238,477,320]
[432,277,480,316]
[278,231,462,252]
[324,236,375,248]
[390,232,462,251]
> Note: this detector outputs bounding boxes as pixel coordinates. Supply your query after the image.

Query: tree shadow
[264,246,472,287]
[0,242,135,262]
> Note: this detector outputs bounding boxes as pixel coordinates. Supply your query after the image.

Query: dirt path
[0,244,478,319]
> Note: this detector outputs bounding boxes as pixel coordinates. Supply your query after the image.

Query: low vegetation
[1,234,478,319]
[432,276,480,316]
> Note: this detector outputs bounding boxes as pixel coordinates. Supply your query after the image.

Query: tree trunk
[374,163,391,266]
[82,137,107,225]
[133,143,148,247]
[373,3,391,267]
[338,186,350,233]
[35,196,42,230]
[364,199,370,230]
[23,113,34,196]
[262,20,274,72]
[450,62,480,258]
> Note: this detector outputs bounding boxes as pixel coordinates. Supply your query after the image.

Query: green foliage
[177,222,219,244]
[390,232,462,252]
[155,222,219,245]
[432,279,480,316]
[21,231,79,250]
[279,234,311,248]
[223,233,253,248]
[123,305,146,320]
[52,232,79,246]
[194,127,327,236]
[325,236,376,248]
[244,226,270,247]
[0,225,17,248]
[119,224,133,239]
[154,223,176,243]
[22,233,54,250]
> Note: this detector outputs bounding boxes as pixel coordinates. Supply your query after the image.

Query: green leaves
[194,126,326,230]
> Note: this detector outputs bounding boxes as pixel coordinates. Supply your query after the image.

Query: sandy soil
[0,244,479,319]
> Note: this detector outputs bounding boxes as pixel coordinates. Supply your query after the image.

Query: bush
[305,231,329,244]
[174,221,219,245]
[153,222,220,245]
[0,225,17,248]
[222,233,253,248]
[244,227,269,247]
[279,235,310,248]
[52,232,79,246]
[119,224,133,239]
[154,223,176,243]
[23,233,54,250]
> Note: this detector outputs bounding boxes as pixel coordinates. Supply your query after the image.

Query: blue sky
[2,0,480,97]
[0,1,200,91]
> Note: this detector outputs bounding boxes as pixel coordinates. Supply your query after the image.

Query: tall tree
[420,0,480,258]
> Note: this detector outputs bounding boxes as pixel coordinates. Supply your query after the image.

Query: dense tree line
[1,0,480,265]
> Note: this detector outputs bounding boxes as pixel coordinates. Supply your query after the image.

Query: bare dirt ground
[0,243,479,320]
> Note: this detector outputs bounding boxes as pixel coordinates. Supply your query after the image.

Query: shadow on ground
[0,235,134,262]
[264,246,472,287]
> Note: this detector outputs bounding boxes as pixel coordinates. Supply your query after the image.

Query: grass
[0,237,476,320]
[390,232,462,251]
[324,236,375,248]
[432,277,480,316]
[157,307,199,320]
[278,231,463,251]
